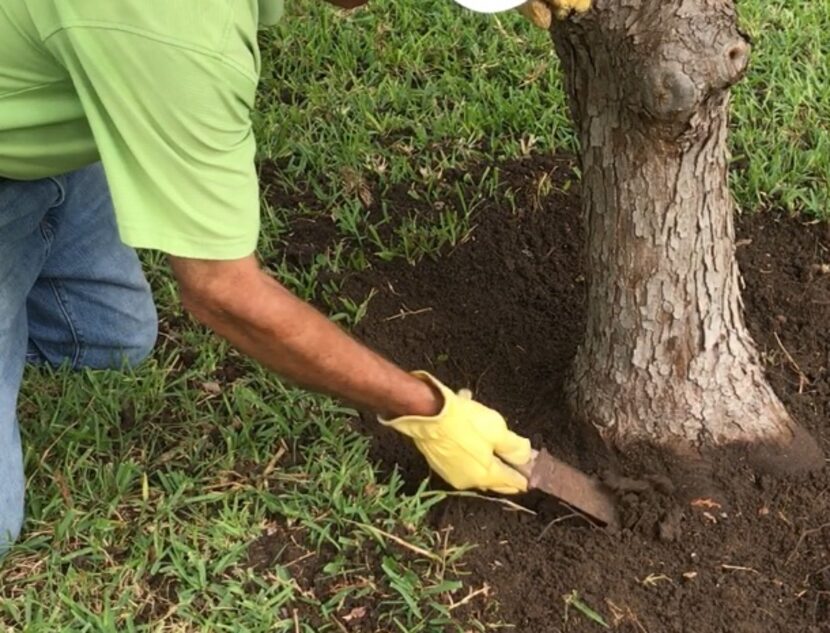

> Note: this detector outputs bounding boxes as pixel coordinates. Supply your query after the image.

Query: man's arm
[169,254,441,419]
[169,254,531,494]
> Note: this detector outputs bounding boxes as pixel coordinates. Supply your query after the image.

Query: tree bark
[551,0,823,473]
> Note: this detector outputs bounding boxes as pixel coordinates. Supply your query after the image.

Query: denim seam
[37,216,54,250]
[46,280,85,368]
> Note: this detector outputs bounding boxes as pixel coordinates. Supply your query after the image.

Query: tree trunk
[551,0,823,473]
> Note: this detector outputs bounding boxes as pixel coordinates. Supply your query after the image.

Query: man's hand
[381,372,532,494]
[519,0,590,29]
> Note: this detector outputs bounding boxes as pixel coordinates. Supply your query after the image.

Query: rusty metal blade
[517,449,619,529]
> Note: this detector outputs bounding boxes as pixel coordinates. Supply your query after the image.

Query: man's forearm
[171,256,441,419]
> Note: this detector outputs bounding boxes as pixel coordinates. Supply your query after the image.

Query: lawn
[2,0,829,631]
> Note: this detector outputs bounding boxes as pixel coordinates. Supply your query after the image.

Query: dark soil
[322,155,830,632]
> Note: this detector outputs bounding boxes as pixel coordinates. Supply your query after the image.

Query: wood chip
[690,497,722,510]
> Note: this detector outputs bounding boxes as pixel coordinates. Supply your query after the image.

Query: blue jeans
[0,164,157,551]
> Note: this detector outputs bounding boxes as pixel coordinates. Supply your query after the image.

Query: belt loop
[48,176,66,208]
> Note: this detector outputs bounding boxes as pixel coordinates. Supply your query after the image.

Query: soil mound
[333,155,830,632]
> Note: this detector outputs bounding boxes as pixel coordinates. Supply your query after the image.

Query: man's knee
[120,302,159,367]
[28,283,159,370]
[94,295,158,369]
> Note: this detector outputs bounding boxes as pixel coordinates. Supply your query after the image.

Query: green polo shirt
[0,0,284,259]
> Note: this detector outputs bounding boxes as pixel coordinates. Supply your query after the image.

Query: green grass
[6,357,475,632]
[733,0,830,215]
[3,0,829,630]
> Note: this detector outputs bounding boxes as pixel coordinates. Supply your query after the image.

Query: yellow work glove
[519,0,591,29]
[380,372,532,494]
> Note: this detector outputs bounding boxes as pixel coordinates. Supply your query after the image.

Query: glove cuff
[378,371,453,435]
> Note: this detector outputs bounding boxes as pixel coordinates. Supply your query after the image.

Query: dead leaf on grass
[341,167,373,207]
[342,606,367,623]
[201,381,222,395]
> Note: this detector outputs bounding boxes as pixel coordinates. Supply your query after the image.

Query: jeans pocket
[0,177,63,242]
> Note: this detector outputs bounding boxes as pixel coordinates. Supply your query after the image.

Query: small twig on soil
[345,520,442,562]
[448,583,491,611]
[446,491,537,516]
[293,609,300,633]
[631,614,648,633]
[787,522,830,564]
[537,513,583,541]
[330,615,349,633]
[606,600,648,633]
[382,306,433,321]
[773,331,810,393]
[555,501,609,532]
[804,564,830,586]
[641,573,673,586]
[721,564,760,574]
[473,361,497,395]
[284,551,316,569]
[259,444,287,483]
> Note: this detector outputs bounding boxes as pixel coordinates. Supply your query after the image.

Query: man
[0,0,588,550]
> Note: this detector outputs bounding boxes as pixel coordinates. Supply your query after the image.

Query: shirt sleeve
[44,26,261,259]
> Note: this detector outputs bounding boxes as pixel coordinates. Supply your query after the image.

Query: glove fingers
[484,457,529,494]
[419,444,477,491]
[494,430,532,466]
[519,0,552,29]
[421,445,528,494]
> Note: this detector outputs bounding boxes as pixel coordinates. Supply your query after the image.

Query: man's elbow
[169,255,260,327]
[179,282,218,325]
